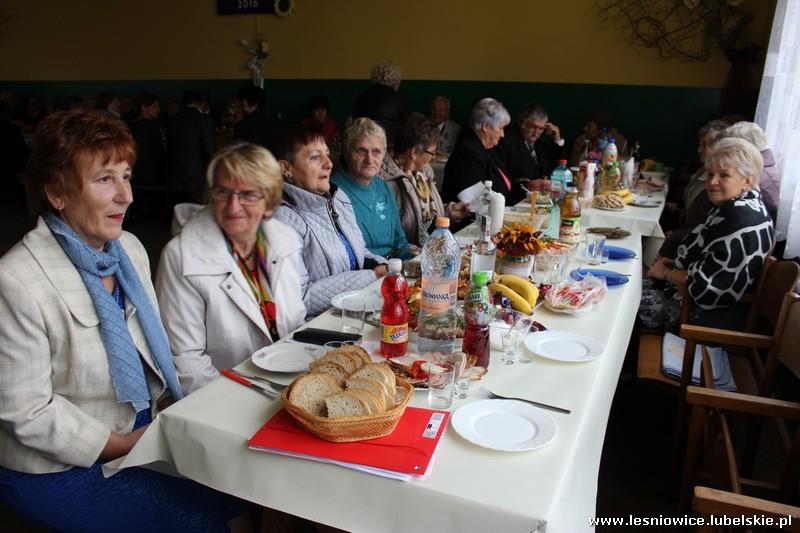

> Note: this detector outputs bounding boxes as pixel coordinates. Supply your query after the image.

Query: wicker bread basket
[281,377,414,442]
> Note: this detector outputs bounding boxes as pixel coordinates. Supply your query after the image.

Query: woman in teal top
[331,117,412,258]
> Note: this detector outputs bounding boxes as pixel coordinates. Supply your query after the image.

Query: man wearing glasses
[495,102,565,192]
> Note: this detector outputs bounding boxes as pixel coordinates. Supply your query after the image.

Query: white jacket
[156,206,306,394]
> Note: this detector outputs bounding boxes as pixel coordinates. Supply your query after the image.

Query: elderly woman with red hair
[0,110,250,532]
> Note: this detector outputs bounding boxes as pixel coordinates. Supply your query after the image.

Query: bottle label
[559,217,581,244]
[420,279,457,314]
[381,323,409,344]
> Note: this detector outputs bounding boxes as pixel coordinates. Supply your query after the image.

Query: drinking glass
[341,295,366,334]
[586,233,606,266]
[500,329,520,365]
[427,362,456,409]
[545,250,569,284]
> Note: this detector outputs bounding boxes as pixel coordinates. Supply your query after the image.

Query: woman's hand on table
[100,425,149,460]
[373,264,388,278]
[449,201,470,221]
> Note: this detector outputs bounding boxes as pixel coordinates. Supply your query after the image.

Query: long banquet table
[113,227,644,533]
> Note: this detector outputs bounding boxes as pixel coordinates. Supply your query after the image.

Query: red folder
[248,407,450,481]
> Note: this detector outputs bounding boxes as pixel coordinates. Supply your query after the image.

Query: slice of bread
[339,345,371,367]
[323,352,359,374]
[351,363,396,394]
[310,362,348,387]
[325,392,371,418]
[346,388,382,414]
[288,374,343,416]
[347,377,392,411]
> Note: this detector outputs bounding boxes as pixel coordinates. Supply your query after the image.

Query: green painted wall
[1,78,724,168]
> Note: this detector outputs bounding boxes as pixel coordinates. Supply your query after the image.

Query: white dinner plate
[630,199,662,208]
[593,205,626,212]
[330,290,383,312]
[251,343,324,373]
[451,399,557,452]
[523,330,604,362]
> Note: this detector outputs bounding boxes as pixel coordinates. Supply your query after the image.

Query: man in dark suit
[495,102,566,192]
[233,85,280,149]
[166,90,216,202]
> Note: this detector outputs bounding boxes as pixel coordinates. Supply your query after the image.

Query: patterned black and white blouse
[675,189,774,310]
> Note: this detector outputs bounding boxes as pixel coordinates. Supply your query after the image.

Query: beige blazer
[0,218,168,474]
[156,206,307,394]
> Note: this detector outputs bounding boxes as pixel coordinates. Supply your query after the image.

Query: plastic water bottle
[418,217,461,354]
[380,258,409,358]
[550,159,571,202]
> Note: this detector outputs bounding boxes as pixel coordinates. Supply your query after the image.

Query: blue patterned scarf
[44,212,183,411]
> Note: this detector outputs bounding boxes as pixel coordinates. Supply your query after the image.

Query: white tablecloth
[114,232,643,533]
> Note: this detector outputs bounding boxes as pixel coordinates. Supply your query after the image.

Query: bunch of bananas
[488,274,539,315]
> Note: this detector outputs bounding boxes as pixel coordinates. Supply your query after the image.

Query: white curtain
[755,0,800,258]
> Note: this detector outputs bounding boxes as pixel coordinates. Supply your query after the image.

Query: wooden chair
[693,486,800,532]
[637,257,800,465]
[680,386,800,514]
[638,256,799,392]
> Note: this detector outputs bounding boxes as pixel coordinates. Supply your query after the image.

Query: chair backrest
[773,293,800,381]
[746,257,800,332]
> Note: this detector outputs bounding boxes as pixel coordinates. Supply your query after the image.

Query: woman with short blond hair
[157,142,306,394]
[642,138,774,330]
[332,117,411,257]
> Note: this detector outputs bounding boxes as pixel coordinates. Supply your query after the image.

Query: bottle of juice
[559,182,581,245]
[418,217,460,354]
[380,258,409,358]
[462,271,491,369]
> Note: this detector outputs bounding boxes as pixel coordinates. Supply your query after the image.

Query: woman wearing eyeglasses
[156,142,306,394]
[377,113,469,246]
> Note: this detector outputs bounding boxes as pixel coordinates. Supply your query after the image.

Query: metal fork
[481,387,571,414]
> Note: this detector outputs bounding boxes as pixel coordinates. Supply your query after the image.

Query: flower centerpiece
[241,35,270,88]
[494,223,543,277]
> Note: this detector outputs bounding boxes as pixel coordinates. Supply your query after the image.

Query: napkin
[458,181,486,212]
[661,332,736,391]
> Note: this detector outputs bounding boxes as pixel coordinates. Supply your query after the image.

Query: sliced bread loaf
[340,345,371,367]
[347,377,392,411]
[325,391,371,418]
[310,362,349,387]
[351,363,396,393]
[346,388,382,414]
[288,374,343,416]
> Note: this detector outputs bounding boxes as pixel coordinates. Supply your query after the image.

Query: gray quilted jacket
[275,182,386,317]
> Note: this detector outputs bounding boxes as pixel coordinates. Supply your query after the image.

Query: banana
[496,274,539,307]
[488,283,533,315]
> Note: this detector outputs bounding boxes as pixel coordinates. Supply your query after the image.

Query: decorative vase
[497,255,533,278]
